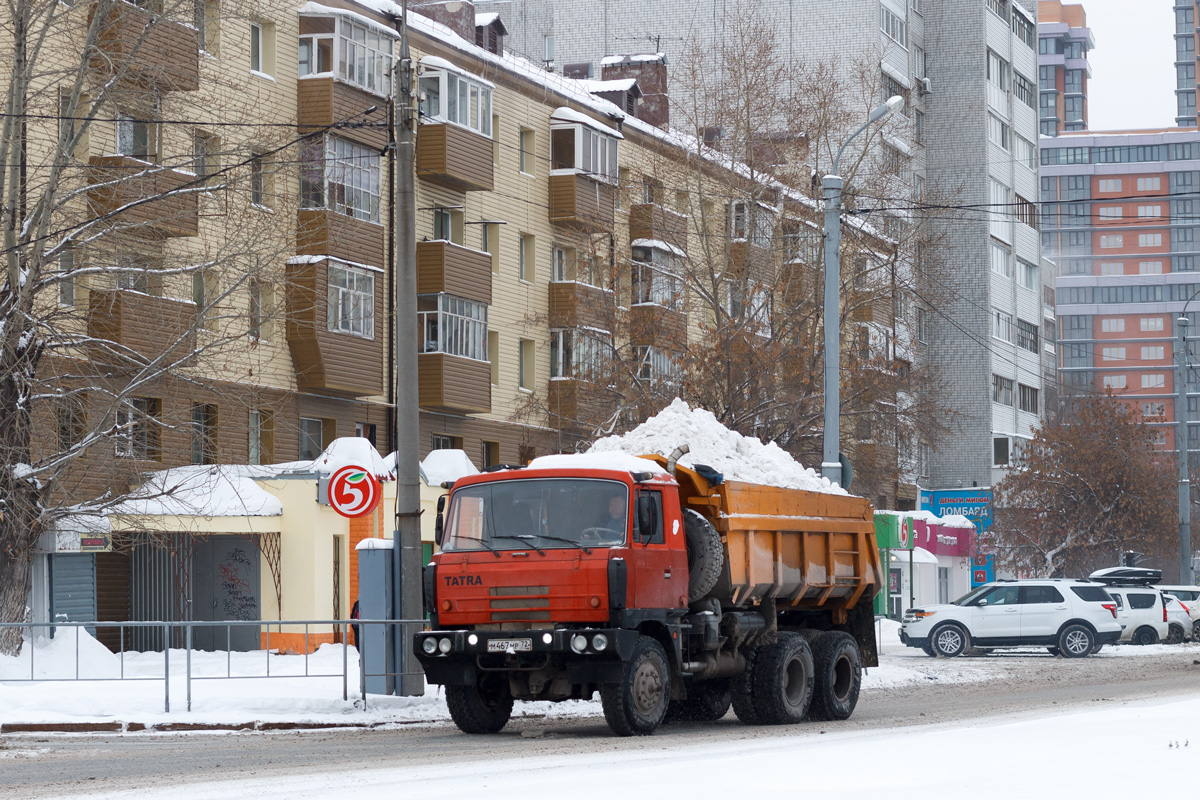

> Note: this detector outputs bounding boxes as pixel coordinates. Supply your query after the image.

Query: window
[1141,317,1164,331]
[880,6,906,46]
[917,306,930,343]
[1016,319,1039,352]
[1103,375,1127,389]
[1142,374,1166,389]
[1099,179,1123,193]
[192,268,217,332]
[116,112,158,161]
[1019,384,1038,413]
[518,128,534,174]
[519,233,534,281]
[1142,346,1165,361]
[549,113,619,183]
[634,345,679,387]
[1012,9,1034,46]
[990,242,1011,278]
[550,329,609,381]
[551,245,569,282]
[986,0,1009,22]
[1102,318,1125,332]
[418,293,487,360]
[993,375,1014,405]
[249,151,271,208]
[249,20,275,76]
[987,50,1010,107]
[987,115,1010,150]
[418,64,491,135]
[1014,195,1037,229]
[1144,402,1166,418]
[913,45,925,77]
[992,309,1013,342]
[481,441,500,468]
[250,21,263,72]
[327,260,375,338]
[299,417,326,460]
[993,436,1010,466]
[115,397,161,460]
[300,136,381,222]
[1137,205,1162,218]
[1015,136,1037,170]
[518,338,534,389]
[1102,347,1126,361]
[1099,262,1123,276]
[1139,233,1163,248]
[432,208,454,241]
[1013,72,1036,109]
[544,34,554,64]
[298,17,335,76]
[1098,207,1122,221]
[248,409,274,465]
[727,201,774,248]
[1017,258,1038,290]
[990,180,1010,241]
[190,403,218,465]
[58,249,75,307]
[1138,176,1162,192]
[56,394,86,451]
[1100,234,1123,249]
[631,245,684,310]
[431,433,457,451]
[1139,261,1163,275]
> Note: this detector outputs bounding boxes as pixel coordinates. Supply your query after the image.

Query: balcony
[416,241,491,303]
[87,157,199,238]
[418,352,491,414]
[728,240,775,284]
[548,173,615,232]
[87,289,196,364]
[416,121,494,193]
[629,303,686,349]
[548,281,613,330]
[89,2,199,92]
[296,209,386,267]
[286,259,385,397]
[548,379,621,431]
[629,204,687,254]
[298,76,390,152]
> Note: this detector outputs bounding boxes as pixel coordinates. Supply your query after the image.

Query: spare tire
[684,509,723,603]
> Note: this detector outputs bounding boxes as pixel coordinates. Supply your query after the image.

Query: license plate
[487,638,533,653]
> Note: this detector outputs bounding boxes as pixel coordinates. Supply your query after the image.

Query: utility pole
[393,0,424,696]
[1176,315,1194,585]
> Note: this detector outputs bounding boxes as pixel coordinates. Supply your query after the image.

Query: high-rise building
[1037,1,1094,136]
[498,0,1049,495]
[1175,0,1198,126]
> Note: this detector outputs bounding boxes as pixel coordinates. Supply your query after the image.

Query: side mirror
[434,495,447,546]
[636,494,654,542]
[976,599,989,607]
[437,495,447,514]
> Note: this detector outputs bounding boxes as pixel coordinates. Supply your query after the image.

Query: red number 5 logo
[328,465,381,518]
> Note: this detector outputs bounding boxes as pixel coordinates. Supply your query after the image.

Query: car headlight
[438,637,452,654]
[422,637,437,654]
[571,634,588,653]
[592,634,608,651]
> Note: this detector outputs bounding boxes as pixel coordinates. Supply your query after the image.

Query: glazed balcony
[548,173,616,232]
[629,203,687,254]
[418,352,491,414]
[416,121,495,193]
[87,289,196,363]
[87,157,199,238]
[548,281,613,330]
[89,1,199,92]
[416,241,492,303]
[297,77,390,152]
[286,259,385,397]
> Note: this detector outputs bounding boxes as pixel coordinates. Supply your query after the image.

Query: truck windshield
[442,478,629,552]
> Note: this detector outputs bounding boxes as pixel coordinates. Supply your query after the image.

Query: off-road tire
[731,646,765,725]
[1167,623,1185,645]
[683,509,723,603]
[931,623,968,658]
[751,632,815,725]
[1058,624,1094,658]
[445,674,514,734]
[600,636,671,736]
[1132,626,1159,646]
[807,631,862,721]
[666,678,731,723]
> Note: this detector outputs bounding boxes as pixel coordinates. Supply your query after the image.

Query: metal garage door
[49,553,97,637]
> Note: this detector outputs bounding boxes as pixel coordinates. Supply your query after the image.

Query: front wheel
[445,674,514,734]
[1058,624,1094,658]
[600,636,671,736]
[931,624,968,658]
[920,642,936,658]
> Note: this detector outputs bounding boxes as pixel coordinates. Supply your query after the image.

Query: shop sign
[328,465,382,518]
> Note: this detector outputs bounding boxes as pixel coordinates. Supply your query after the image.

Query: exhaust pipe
[666,444,690,475]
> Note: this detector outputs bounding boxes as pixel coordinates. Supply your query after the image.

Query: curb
[1,720,385,734]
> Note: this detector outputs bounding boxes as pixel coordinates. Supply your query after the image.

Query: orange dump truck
[414,451,882,736]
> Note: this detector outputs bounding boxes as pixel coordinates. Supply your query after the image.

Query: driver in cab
[585,493,627,545]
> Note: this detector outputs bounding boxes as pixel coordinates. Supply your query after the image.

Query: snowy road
[4,645,1200,799]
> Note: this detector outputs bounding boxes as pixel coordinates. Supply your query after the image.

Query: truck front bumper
[414,628,640,686]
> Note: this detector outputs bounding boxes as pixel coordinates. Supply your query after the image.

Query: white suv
[899,580,1122,659]
[1156,585,1200,641]
[1089,568,1170,646]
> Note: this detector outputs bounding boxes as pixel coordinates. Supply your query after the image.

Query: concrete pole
[1177,316,1194,585]
[393,0,424,696]
[821,174,844,488]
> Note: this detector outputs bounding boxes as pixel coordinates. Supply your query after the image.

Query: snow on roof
[550,106,623,137]
[474,11,499,27]
[114,465,285,518]
[579,77,640,94]
[298,2,399,38]
[938,514,976,530]
[600,53,666,66]
[528,452,669,475]
[311,437,396,481]
[880,61,912,90]
[356,537,394,550]
[631,238,686,257]
[421,449,479,485]
[420,55,496,88]
[589,398,847,494]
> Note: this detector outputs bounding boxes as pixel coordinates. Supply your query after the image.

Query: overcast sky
[1081,0,1178,131]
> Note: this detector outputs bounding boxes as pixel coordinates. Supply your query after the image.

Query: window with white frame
[1101,318,1125,332]
[1018,383,1038,413]
[418,293,488,360]
[1017,258,1037,289]
[633,345,679,386]
[1144,402,1166,418]
[1141,317,1164,331]
[1102,347,1126,361]
[992,309,1013,342]
[250,21,264,72]
[299,16,395,95]
[1099,179,1123,193]
[1138,176,1162,191]
[1142,346,1165,360]
[1098,207,1122,221]
[1103,375,1127,389]
[631,245,684,310]
[551,245,569,282]
[116,112,158,161]
[550,329,609,381]
[1139,233,1163,247]
[1139,261,1163,274]
[1142,373,1166,389]
[1015,135,1037,169]
[990,241,1011,277]
[987,115,1010,150]
[728,201,774,248]
[880,6,906,46]
[419,62,492,136]
[990,180,1011,241]
[301,136,381,223]
[992,374,1014,405]
[1100,234,1123,249]
[1100,262,1123,276]
[1138,205,1162,218]
[327,261,375,338]
[549,112,619,183]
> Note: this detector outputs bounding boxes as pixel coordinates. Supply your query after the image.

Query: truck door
[629,487,686,611]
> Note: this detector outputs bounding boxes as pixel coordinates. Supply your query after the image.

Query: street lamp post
[821,95,905,488]
[1176,308,1195,586]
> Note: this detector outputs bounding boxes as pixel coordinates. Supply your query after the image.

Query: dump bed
[647,457,882,617]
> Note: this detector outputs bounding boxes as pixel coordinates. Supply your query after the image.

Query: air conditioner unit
[919,77,932,95]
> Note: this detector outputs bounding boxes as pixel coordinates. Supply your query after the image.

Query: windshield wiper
[492,534,546,556]
[532,533,593,554]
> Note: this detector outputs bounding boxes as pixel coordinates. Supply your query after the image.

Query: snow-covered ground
[2,619,1198,727]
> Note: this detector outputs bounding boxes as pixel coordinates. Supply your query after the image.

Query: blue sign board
[920,488,994,587]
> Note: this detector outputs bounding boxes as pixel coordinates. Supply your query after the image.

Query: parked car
[1163,595,1193,644]
[899,579,1122,659]
[1089,568,1169,646]
[1156,585,1200,641]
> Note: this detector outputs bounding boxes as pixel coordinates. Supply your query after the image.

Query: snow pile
[589,399,845,494]
[114,465,284,518]
[0,628,122,681]
[421,449,479,485]
[528,452,668,475]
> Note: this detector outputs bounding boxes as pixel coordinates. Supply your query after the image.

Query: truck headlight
[571,634,588,653]
[592,634,608,651]
[422,637,437,654]
[438,637,452,654]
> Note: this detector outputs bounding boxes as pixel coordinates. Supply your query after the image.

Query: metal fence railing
[0,619,426,713]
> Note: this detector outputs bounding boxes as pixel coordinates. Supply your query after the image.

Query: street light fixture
[1176,290,1200,585]
[821,95,904,488]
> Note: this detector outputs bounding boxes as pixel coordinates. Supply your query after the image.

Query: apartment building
[1037,1,1093,136]
[1176,0,1199,126]
[1043,129,1200,452]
